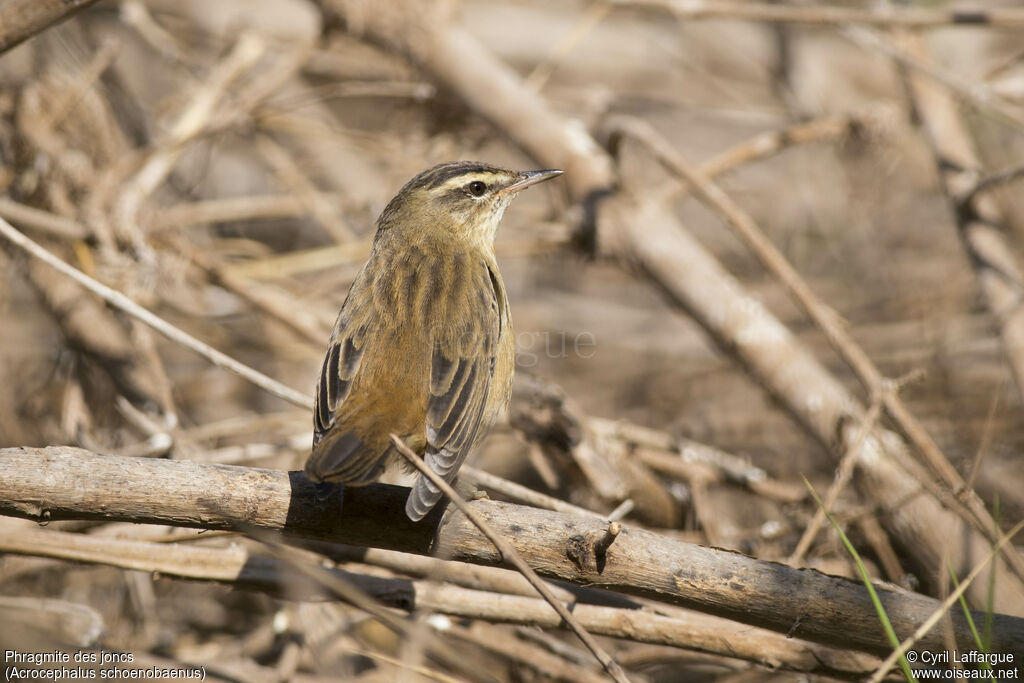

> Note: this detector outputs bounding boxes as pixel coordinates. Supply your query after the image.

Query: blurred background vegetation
[1,0,1024,680]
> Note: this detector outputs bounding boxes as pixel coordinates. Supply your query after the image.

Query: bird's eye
[467,181,487,197]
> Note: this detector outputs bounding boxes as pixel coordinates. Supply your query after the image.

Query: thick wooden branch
[2,446,1023,662]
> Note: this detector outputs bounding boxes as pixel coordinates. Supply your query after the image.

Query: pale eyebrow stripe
[435,172,503,193]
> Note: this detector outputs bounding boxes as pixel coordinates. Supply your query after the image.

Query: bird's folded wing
[306,309,370,483]
[313,321,365,445]
[405,267,500,520]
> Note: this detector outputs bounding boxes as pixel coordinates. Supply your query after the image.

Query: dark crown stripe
[409,161,504,191]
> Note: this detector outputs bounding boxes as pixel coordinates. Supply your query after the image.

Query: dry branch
[150,194,339,230]
[20,257,170,410]
[114,32,266,248]
[460,465,605,520]
[391,435,630,683]
[843,27,1024,132]
[590,417,807,503]
[445,623,605,683]
[0,0,100,53]
[0,198,89,240]
[0,216,312,408]
[608,0,1024,29]
[168,235,330,347]
[511,376,680,527]
[0,526,883,678]
[308,544,576,603]
[599,147,1024,611]
[2,446,1023,663]
[609,115,1024,584]
[0,595,103,647]
[894,33,1024,411]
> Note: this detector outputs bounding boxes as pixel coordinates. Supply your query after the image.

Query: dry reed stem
[309,544,577,603]
[610,0,1024,29]
[0,197,89,239]
[118,1,189,65]
[966,164,1024,203]
[594,418,807,503]
[889,29,1024,577]
[389,435,631,683]
[222,240,372,280]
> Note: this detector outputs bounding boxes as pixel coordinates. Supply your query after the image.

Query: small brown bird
[306,161,563,521]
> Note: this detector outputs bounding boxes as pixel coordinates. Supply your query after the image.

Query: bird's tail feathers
[305,430,385,485]
[404,447,460,521]
[405,475,443,522]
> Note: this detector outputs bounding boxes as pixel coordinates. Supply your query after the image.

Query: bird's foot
[455,480,489,502]
[313,481,338,503]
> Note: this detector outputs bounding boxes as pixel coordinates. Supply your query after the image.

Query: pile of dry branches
[2,1,1024,681]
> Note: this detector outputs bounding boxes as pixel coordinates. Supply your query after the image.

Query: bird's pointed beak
[499,169,564,196]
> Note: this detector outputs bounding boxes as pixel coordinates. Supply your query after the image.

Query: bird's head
[375,161,563,251]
